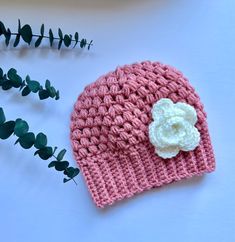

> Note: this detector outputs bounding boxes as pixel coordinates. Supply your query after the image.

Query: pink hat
[70,61,215,208]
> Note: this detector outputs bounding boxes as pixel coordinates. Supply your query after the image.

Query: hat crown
[71,61,206,158]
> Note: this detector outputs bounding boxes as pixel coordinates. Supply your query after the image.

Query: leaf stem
[10,32,93,48]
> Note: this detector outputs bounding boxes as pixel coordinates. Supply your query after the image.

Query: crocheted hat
[70,61,215,208]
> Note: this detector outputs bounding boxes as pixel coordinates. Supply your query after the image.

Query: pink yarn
[70,61,215,208]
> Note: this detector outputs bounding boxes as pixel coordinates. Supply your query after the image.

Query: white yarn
[148,98,200,159]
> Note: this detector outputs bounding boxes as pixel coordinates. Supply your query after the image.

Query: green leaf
[53,146,58,154]
[0,108,6,125]
[20,24,33,44]
[1,80,12,90]
[13,34,20,47]
[21,86,31,96]
[14,119,29,137]
[63,178,71,183]
[26,75,31,82]
[17,19,21,33]
[54,161,69,171]
[7,68,17,79]
[48,161,57,168]
[88,40,93,50]
[74,32,79,42]
[55,90,60,100]
[0,68,3,78]
[7,68,22,88]
[80,38,87,48]
[27,80,40,93]
[64,167,80,179]
[57,149,66,161]
[47,86,56,98]
[58,39,62,50]
[73,32,79,48]
[5,29,11,46]
[34,146,53,160]
[58,28,63,39]
[17,132,35,149]
[45,79,51,89]
[0,121,15,139]
[39,90,50,100]
[0,21,6,36]
[63,34,71,47]
[35,36,43,47]
[34,132,47,149]
[40,24,44,36]
[49,29,54,47]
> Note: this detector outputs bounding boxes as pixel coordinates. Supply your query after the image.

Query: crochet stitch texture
[70,61,215,208]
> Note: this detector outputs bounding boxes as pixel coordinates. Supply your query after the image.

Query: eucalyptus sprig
[0,107,80,184]
[0,67,59,100]
[0,19,93,50]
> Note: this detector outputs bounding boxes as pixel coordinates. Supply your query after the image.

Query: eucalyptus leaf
[63,178,71,183]
[13,34,20,47]
[5,29,11,46]
[26,75,31,82]
[47,86,56,98]
[7,69,22,88]
[34,132,47,149]
[45,79,51,89]
[27,80,40,93]
[48,161,57,168]
[74,32,79,42]
[35,36,43,48]
[21,86,31,96]
[54,161,69,171]
[1,68,59,101]
[40,24,44,36]
[34,146,53,160]
[20,24,33,44]
[58,28,63,39]
[7,68,17,80]
[64,167,80,178]
[57,149,66,161]
[80,38,87,48]
[18,132,35,149]
[0,121,15,140]
[88,40,93,50]
[49,28,54,46]
[55,90,60,100]
[58,39,62,50]
[14,119,29,137]
[0,68,3,78]
[0,105,79,184]
[39,89,50,100]
[0,21,6,36]
[63,34,71,47]
[0,108,6,125]
[17,19,21,33]
[1,80,12,90]
[1,20,92,51]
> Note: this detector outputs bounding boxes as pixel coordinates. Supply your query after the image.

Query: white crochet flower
[148,98,200,159]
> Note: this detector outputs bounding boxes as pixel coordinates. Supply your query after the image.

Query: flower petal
[175,102,197,125]
[155,146,180,159]
[155,116,185,148]
[179,124,200,151]
[151,98,173,125]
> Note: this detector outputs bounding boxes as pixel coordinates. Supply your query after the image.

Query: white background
[0,1,234,242]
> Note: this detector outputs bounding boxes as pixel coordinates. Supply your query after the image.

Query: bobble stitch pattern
[70,61,216,208]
